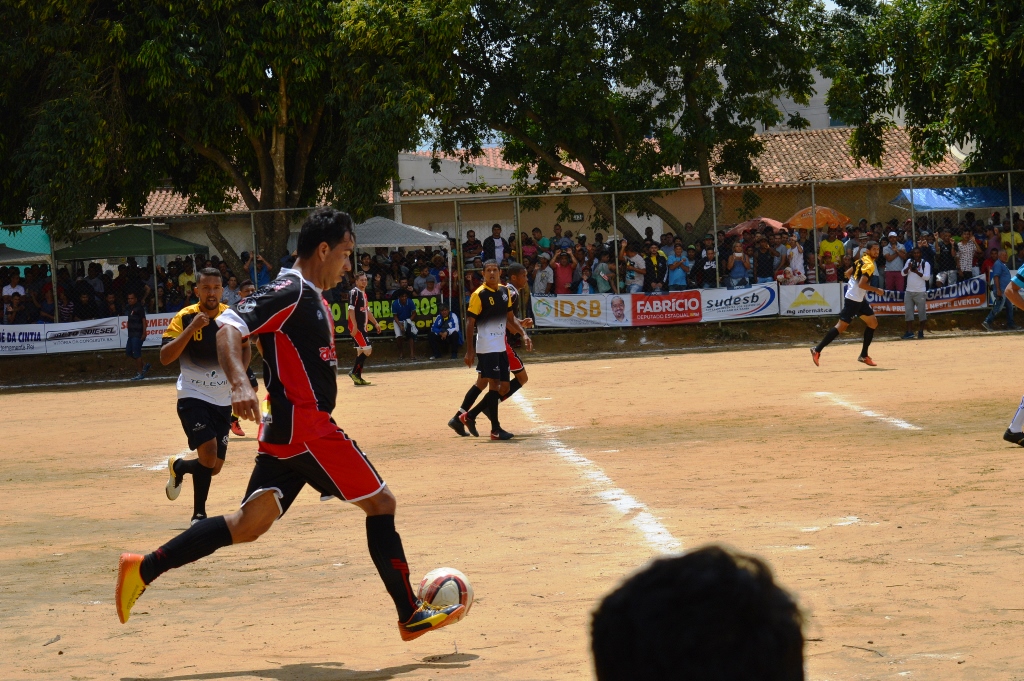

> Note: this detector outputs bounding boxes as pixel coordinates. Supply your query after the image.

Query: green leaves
[823,0,1024,172]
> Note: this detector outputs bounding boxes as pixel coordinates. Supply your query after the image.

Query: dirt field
[3,333,1024,680]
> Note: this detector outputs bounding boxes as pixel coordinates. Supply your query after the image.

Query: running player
[116,208,464,641]
[460,262,533,433]
[810,241,884,367]
[447,260,527,440]
[160,268,247,525]
[347,270,382,386]
[997,261,1024,445]
[230,280,259,436]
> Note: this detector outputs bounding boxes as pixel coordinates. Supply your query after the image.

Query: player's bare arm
[1004,281,1024,311]
[159,313,208,364]
[217,324,259,422]
[507,311,532,351]
[464,316,477,367]
[860,274,884,297]
[367,307,382,333]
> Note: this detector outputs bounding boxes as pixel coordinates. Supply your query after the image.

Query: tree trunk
[589,193,644,243]
[204,217,245,281]
[634,194,691,240]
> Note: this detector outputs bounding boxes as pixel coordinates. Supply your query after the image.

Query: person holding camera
[901,247,931,339]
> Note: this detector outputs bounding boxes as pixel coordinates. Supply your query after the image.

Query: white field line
[812,392,922,431]
[511,393,682,554]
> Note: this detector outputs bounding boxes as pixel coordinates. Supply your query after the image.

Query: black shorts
[176,397,232,459]
[476,351,510,382]
[838,297,874,323]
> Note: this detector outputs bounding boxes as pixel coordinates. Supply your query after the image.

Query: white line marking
[812,392,922,430]
[511,393,682,554]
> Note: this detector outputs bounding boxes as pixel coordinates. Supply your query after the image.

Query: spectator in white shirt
[3,271,26,303]
[531,253,554,295]
[785,233,804,275]
[901,247,931,339]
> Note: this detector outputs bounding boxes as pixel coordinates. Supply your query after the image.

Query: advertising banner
[327,294,443,337]
[630,291,702,325]
[849,276,988,316]
[45,317,122,353]
[532,294,628,328]
[701,283,779,322]
[132,312,179,347]
[0,323,47,355]
[778,284,843,317]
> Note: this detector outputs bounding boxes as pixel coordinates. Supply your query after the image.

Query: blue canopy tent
[890,187,1024,213]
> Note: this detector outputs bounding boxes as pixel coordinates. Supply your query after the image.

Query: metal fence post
[250,212,258,282]
[909,178,916,245]
[150,218,160,312]
[454,200,466,327]
[711,185,720,287]
[49,233,59,323]
[811,182,818,275]
[611,193,620,296]
[1009,171,1017,269]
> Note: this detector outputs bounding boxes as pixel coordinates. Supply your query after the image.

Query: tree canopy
[435,0,820,241]
[823,0,1024,174]
[1,0,465,273]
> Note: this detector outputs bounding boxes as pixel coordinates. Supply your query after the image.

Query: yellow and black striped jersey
[162,303,231,405]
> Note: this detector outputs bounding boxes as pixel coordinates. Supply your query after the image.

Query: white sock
[1010,396,1024,433]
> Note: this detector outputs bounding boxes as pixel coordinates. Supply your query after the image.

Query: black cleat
[190,513,207,526]
[1003,429,1024,446]
[448,415,468,437]
[490,429,514,441]
[460,411,479,437]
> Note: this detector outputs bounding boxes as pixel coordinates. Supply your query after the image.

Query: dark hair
[296,207,354,259]
[865,240,879,251]
[508,262,527,276]
[592,546,804,681]
[355,270,368,280]
[239,279,254,289]
[482,259,499,269]
[197,267,222,283]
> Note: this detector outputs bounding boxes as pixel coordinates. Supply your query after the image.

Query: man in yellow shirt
[818,228,846,268]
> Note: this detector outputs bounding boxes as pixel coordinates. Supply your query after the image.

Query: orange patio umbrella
[724,217,786,238]
[783,206,851,233]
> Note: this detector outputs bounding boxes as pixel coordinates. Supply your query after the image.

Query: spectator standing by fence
[222,276,241,306]
[786,233,804,276]
[983,249,1015,331]
[935,230,958,285]
[819,228,845,267]
[125,291,150,379]
[621,243,646,293]
[644,243,667,293]
[3,270,25,303]
[955,228,979,282]
[695,237,718,289]
[482,224,510,263]
[901,248,931,339]
[551,249,577,294]
[883,231,907,291]
[753,239,776,284]
[666,243,690,291]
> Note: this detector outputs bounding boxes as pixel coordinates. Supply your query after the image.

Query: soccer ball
[418,567,474,617]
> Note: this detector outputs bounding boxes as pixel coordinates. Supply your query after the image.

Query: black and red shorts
[241,428,385,516]
[505,340,524,373]
[352,329,370,348]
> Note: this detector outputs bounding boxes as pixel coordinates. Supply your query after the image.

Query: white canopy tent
[0,244,51,266]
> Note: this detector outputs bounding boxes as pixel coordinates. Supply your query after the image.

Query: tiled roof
[738,127,962,184]
[93,128,963,216]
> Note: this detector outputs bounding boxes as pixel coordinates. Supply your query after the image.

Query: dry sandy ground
[2,333,1024,680]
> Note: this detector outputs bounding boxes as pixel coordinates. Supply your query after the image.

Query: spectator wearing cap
[428,304,462,359]
[694,234,717,289]
[883,231,907,291]
[901,247,931,339]
[621,242,646,293]
[666,243,690,291]
[643,243,668,293]
[531,253,554,295]
[391,289,418,360]
[983,249,1015,331]
[420,276,442,297]
[482,224,510,263]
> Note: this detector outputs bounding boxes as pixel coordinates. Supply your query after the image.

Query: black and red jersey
[503,283,522,345]
[219,268,338,445]
[348,287,368,331]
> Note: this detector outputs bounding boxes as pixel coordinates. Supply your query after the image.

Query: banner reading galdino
[701,283,780,321]
[778,283,842,317]
[848,276,988,316]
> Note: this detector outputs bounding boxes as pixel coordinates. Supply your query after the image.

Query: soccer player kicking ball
[160,268,246,525]
[998,265,1024,445]
[447,260,528,440]
[347,270,382,386]
[116,208,465,641]
[461,263,533,433]
[810,241,884,367]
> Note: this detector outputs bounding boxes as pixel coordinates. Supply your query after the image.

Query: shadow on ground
[122,656,478,681]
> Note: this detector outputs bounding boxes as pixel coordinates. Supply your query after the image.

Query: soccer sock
[1010,396,1024,433]
[365,515,418,622]
[482,390,501,431]
[192,462,214,517]
[354,354,367,377]
[173,457,204,479]
[459,385,482,413]
[815,327,840,353]
[138,516,233,585]
[499,377,523,402]
[860,326,874,358]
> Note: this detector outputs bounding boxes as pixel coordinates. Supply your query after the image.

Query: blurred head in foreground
[591,545,804,681]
